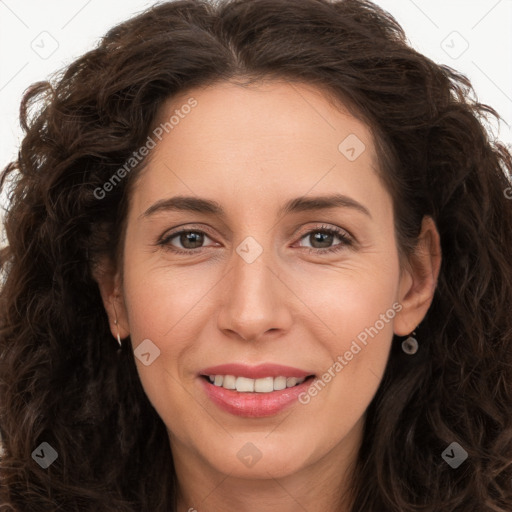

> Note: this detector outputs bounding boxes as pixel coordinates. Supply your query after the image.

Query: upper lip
[199,363,315,379]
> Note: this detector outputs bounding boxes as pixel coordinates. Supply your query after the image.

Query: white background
[1,0,511,196]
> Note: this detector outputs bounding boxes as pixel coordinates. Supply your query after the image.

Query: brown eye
[304,231,336,249]
[159,230,215,253]
[297,225,353,254]
[176,231,205,249]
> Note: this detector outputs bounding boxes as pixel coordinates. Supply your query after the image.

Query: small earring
[114,318,122,348]
[112,301,123,349]
[401,331,418,355]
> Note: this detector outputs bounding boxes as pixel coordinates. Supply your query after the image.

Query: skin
[96,80,441,512]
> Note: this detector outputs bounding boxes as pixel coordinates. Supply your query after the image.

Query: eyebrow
[141,193,372,219]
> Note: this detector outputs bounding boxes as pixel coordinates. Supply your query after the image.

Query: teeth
[254,376,273,393]
[236,376,254,392]
[223,374,236,389]
[207,374,307,392]
[274,376,287,390]
[286,377,298,387]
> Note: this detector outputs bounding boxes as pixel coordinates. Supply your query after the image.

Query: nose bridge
[217,234,290,341]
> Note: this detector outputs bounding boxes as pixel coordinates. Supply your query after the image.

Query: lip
[199,363,314,379]
[199,375,316,418]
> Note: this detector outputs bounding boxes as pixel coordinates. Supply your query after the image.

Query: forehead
[129,80,390,222]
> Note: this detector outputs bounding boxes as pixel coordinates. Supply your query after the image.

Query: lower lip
[199,376,315,418]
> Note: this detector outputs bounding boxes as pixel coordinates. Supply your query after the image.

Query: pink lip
[199,363,313,379]
[199,375,316,418]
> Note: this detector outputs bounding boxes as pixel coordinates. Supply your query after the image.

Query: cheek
[292,260,400,421]
[328,276,398,353]
[123,256,220,342]
[291,255,400,354]
[120,253,223,414]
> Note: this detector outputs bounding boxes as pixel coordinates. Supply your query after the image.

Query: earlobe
[394,216,442,336]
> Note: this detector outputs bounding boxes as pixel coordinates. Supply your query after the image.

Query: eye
[157,228,217,254]
[296,224,354,254]
[156,224,354,255]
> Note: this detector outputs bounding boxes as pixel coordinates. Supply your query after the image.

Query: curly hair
[1,0,512,510]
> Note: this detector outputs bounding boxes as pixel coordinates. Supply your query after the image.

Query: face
[97,80,439,488]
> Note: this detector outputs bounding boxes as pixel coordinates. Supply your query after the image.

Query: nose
[216,243,293,342]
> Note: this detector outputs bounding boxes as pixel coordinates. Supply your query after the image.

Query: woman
[1,0,511,510]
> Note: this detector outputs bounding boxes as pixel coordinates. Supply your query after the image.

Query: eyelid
[157,223,217,243]
[295,223,354,242]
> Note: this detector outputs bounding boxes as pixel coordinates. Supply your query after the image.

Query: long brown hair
[1,0,512,510]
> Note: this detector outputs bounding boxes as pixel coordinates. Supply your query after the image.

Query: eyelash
[156,224,354,255]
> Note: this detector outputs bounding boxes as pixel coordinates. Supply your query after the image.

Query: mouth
[199,374,316,393]
[198,373,317,418]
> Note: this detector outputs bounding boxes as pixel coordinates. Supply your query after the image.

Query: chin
[199,435,316,479]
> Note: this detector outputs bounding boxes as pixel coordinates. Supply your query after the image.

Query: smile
[205,374,308,392]
[199,374,316,418]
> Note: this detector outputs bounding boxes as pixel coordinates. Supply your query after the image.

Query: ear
[91,257,130,341]
[394,216,442,336]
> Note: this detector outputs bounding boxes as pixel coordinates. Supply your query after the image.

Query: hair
[1,0,512,510]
